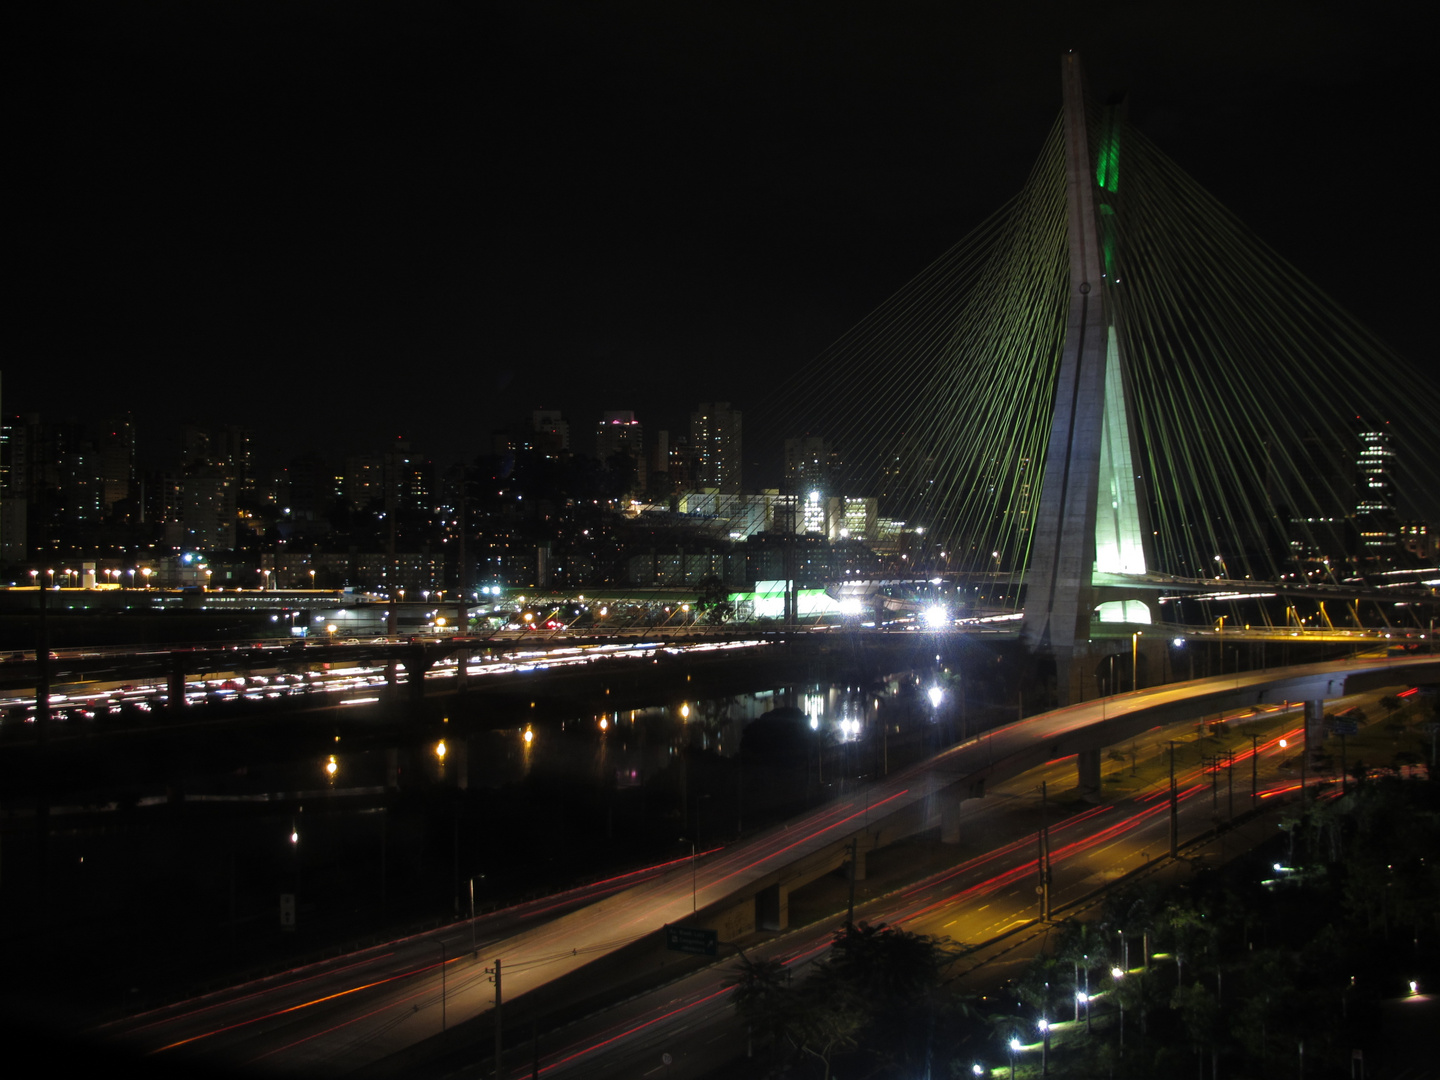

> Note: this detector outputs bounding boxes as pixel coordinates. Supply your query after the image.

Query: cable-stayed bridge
[760,53,1437,700]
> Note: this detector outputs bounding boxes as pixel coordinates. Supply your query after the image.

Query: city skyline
[12,3,1431,468]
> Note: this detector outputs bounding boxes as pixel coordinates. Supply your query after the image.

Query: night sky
[12,1,1431,470]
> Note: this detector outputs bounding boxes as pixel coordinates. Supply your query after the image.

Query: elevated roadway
[100,653,1437,1074]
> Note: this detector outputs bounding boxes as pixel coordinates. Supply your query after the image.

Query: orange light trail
[150,953,465,1054]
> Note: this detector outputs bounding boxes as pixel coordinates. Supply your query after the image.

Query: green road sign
[665,926,718,956]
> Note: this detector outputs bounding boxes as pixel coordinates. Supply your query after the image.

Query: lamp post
[438,939,447,1032]
[1131,631,1142,692]
[141,567,151,589]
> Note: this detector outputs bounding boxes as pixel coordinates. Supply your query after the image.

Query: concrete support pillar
[456,649,469,690]
[403,662,427,700]
[1077,747,1102,799]
[1304,700,1325,764]
[941,794,965,845]
[167,659,187,709]
[757,882,790,931]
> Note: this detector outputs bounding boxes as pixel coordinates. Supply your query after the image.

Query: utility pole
[1250,734,1259,807]
[1168,742,1178,858]
[846,836,858,928]
[1040,781,1052,920]
[489,957,503,1079]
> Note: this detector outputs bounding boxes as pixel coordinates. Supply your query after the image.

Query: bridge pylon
[1022,53,1154,703]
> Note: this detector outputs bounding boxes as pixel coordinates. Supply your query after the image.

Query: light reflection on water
[461,682,892,791]
[181,681,905,800]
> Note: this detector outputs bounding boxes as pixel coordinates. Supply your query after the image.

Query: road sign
[1332,719,1359,736]
[665,926,718,956]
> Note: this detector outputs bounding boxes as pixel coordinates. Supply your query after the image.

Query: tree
[729,953,790,1051]
[727,922,969,1078]
[696,575,734,624]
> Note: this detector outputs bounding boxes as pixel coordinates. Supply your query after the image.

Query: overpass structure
[199,651,1429,1074]
[252,652,1433,1076]
[680,652,1439,938]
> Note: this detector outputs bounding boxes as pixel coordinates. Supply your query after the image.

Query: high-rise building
[531,410,570,457]
[595,411,645,494]
[783,436,841,497]
[99,414,136,517]
[180,467,236,552]
[1272,431,1353,569]
[382,438,432,512]
[691,402,742,493]
[1355,423,1399,564]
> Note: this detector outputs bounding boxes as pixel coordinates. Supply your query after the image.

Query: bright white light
[923,605,948,628]
[1009,1037,1022,1052]
[927,686,944,708]
[1172,637,1185,647]
[838,598,864,616]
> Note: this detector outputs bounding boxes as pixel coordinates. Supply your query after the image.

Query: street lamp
[1112,967,1126,1051]
[1131,631,1142,693]
[309,569,316,590]
[204,569,212,591]
[141,567,151,589]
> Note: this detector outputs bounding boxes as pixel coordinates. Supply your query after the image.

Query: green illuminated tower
[1022,54,1152,696]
